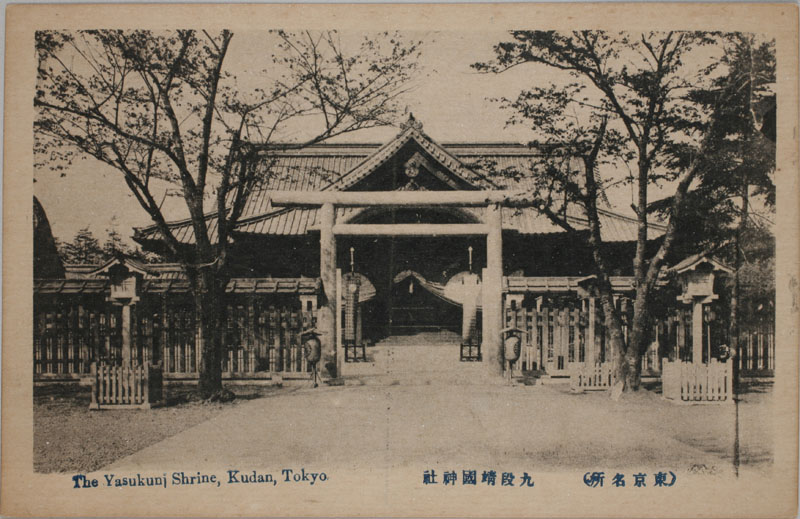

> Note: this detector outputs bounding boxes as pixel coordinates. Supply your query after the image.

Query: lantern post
[672,255,732,364]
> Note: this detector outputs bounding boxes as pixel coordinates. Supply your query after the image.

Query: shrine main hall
[36,118,751,384]
[132,117,677,379]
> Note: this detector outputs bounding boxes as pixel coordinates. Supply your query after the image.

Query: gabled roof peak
[400,112,424,132]
[89,254,158,278]
[326,117,496,192]
[670,251,733,274]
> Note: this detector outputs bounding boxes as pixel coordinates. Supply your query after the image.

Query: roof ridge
[323,126,498,192]
[595,206,668,230]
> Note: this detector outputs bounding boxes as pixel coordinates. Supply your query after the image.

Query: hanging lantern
[302,334,321,365]
[503,333,522,362]
[344,281,359,343]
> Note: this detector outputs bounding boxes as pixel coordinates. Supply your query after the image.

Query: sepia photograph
[3,3,798,517]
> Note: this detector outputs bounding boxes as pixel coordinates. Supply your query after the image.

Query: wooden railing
[504,304,593,374]
[570,362,614,391]
[89,362,162,409]
[34,304,123,377]
[222,304,315,377]
[34,295,315,380]
[738,324,775,373]
[662,359,733,404]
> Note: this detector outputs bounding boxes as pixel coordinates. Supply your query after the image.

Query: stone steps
[340,333,496,385]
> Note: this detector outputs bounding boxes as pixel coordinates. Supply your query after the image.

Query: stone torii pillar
[318,203,337,378]
[483,203,503,375]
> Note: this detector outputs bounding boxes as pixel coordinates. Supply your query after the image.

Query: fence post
[587,297,596,366]
[161,296,169,374]
[89,362,98,409]
[143,362,151,408]
[725,360,733,402]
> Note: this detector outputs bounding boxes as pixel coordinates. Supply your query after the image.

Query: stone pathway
[341,335,494,386]
[107,375,728,474]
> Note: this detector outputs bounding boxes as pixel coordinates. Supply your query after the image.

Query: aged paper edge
[3,3,798,517]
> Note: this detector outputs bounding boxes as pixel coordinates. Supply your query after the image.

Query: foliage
[650,34,776,259]
[57,226,156,264]
[475,31,775,391]
[34,29,421,397]
[35,30,421,263]
[57,228,103,264]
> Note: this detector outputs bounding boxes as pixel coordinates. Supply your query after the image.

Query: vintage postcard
[2,3,798,517]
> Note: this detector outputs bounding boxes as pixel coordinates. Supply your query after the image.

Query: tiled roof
[135,127,667,245]
[55,264,320,295]
[34,279,110,294]
[504,276,638,294]
[143,277,320,295]
[669,251,733,274]
[65,263,185,280]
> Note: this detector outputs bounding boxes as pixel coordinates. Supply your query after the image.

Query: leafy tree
[57,224,160,265]
[35,30,421,398]
[103,217,126,259]
[59,227,105,264]
[692,36,775,377]
[652,34,776,381]
[651,35,775,254]
[100,215,159,262]
[475,31,773,392]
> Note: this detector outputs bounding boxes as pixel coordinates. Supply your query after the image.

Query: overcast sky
[34,31,654,247]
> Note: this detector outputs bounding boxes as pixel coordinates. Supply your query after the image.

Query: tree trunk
[598,292,627,383]
[580,139,635,396]
[619,282,654,391]
[623,309,648,391]
[730,184,749,390]
[194,268,227,399]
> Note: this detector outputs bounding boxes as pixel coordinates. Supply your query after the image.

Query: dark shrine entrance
[389,271,461,335]
[337,207,485,343]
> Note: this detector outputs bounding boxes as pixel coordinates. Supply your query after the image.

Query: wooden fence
[504,303,599,376]
[34,294,315,380]
[34,300,122,376]
[737,324,774,373]
[222,301,315,376]
[570,362,614,391]
[662,359,733,403]
[89,362,163,409]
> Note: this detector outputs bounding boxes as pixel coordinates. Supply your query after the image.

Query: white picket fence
[661,359,733,404]
[570,362,614,391]
[89,362,162,409]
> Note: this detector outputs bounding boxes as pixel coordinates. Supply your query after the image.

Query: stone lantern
[90,256,156,366]
[670,253,732,364]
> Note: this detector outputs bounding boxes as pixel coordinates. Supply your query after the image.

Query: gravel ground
[33,383,288,473]
[102,379,772,475]
[34,378,772,475]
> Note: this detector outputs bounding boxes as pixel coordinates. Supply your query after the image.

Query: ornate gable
[328,116,494,193]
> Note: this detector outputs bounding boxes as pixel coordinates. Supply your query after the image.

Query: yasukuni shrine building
[33,118,775,387]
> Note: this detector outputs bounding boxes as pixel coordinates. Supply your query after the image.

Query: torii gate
[269,190,528,378]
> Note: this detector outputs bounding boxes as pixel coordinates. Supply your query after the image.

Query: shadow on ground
[33,383,291,473]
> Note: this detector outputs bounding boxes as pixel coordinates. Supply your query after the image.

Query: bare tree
[35,29,421,398]
[475,31,771,392]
